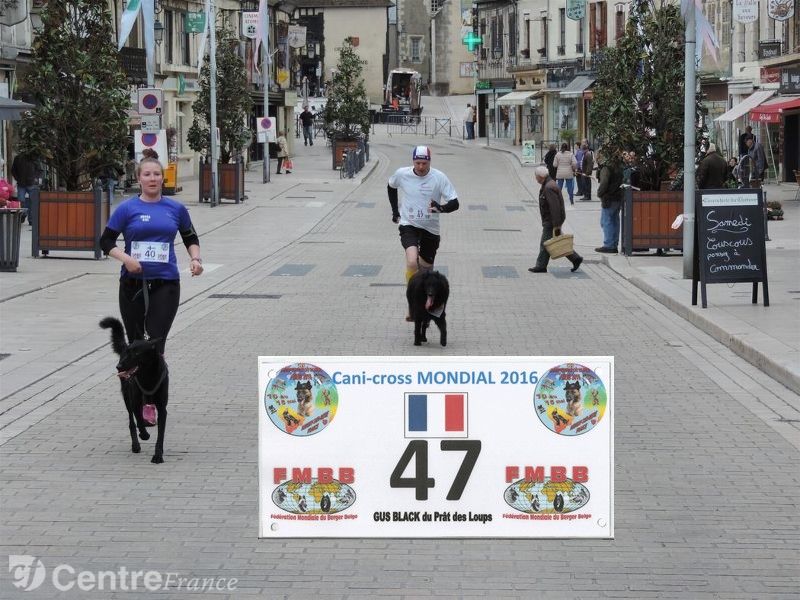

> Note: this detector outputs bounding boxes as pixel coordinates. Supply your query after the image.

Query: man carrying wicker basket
[528,165,583,274]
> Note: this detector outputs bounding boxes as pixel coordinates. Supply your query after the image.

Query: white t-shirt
[388,167,458,235]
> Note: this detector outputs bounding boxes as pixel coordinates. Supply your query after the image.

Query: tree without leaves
[18,0,129,191]
[323,38,371,140]
[188,26,252,163]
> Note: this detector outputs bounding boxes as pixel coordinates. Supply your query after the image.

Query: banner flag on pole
[117,0,142,50]
[681,0,720,65]
[254,0,269,73]
[142,0,155,81]
[197,0,212,73]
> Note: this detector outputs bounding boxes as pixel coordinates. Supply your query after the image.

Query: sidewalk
[480,134,800,394]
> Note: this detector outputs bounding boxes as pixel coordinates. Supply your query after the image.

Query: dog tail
[99,317,127,356]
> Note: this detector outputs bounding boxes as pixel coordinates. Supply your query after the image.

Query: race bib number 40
[258,357,614,538]
[130,241,169,263]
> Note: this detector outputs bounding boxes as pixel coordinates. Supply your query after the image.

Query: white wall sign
[242,11,258,39]
[140,114,161,133]
[287,25,307,48]
[733,0,759,24]
[259,356,614,538]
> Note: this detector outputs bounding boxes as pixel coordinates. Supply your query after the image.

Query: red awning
[749,96,800,123]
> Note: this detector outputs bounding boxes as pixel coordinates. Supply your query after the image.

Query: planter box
[622,188,683,255]
[199,158,245,204]
[332,138,363,170]
[31,186,107,259]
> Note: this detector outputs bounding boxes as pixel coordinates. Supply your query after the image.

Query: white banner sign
[287,25,307,48]
[258,357,614,538]
[242,11,259,39]
[733,0,759,23]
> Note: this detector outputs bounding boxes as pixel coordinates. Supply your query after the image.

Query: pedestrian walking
[745,136,767,183]
[574,142,585,198]
[11,151,40,226]
[276,131,291,174]
[99,154,204,355]
[580,142,594,200]
[696,143,728,189]
[528,165,583,274]
[595,150,624,254]
[464,104,475,139]
[543,144,558,180]
[387,145,459,314]
[299,106,315,146]
[554,143,578,205]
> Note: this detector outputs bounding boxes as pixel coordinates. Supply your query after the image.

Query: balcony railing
[477,56,518,80]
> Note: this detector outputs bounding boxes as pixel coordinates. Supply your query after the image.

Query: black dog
[100,317,169,464]
[406,270,449,346]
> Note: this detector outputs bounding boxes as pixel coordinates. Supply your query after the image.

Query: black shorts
[399,225,440,264]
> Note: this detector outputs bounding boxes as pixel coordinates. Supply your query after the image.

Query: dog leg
[128,410,141,453]
[413,320,423,346]
[421,320,428,343]
[438,316,447,347]
[152,375,168,464]
[152,405,166,464]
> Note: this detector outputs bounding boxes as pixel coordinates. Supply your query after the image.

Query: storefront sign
[758,41,781,59]
[287,25,307,48]
[258,357,614,538]
[521,140,538,164]
[733,0,758,24]
[779,67,800,94]
[768,0,794,21]
[184,11,206,34]
[476,80,492,90]
[760,67,781,84]
[242,12,258,39]
[566,0,585,21]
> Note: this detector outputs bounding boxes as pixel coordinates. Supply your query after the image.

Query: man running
[387,145,459,316]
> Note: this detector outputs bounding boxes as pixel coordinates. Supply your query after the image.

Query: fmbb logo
[9,555,46,591]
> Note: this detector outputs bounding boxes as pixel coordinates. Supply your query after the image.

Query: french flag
[405,393,468,438]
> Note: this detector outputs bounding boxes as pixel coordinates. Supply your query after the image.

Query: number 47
[389,440,481,501]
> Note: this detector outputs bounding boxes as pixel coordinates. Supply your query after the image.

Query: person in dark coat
[696,143,729,189]
[11,152,40,226]
[738,125,754,158]
[528,165,582,274]
[543,144,557,180]
[595,150,624,254]
[746,136,767,182]
[299,106,314,146]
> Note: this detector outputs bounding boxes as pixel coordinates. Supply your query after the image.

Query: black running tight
[118,278,180,355]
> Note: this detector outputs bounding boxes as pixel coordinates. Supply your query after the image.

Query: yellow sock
[405,268,416,283]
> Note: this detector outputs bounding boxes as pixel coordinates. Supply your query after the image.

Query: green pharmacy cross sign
[463,32,482,52]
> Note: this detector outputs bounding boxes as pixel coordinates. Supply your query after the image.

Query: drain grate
[506,206,525,211]
[484,228,522,232]
[209,294,282,299]
[270,264,315,276]
[356,202,376,208]
[469,204,488,211]
[482,266,519,279]
[343,265,381,277]
[370,283,406,287]
[0,353,10,361]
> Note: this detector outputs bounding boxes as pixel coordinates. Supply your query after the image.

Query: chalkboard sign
[692,189,769,308]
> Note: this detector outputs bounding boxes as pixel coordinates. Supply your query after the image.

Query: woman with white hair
[529,165,583,273]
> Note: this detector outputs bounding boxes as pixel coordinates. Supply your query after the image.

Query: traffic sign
[140,114,161,133]
[137,88,163,114]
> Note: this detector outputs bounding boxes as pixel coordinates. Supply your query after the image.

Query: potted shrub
[589,1,704,254]
[322,38,371,170]
[17,0,129,259]
[188,26,252,204]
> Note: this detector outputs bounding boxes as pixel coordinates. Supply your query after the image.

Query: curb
[602,256,800,395]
